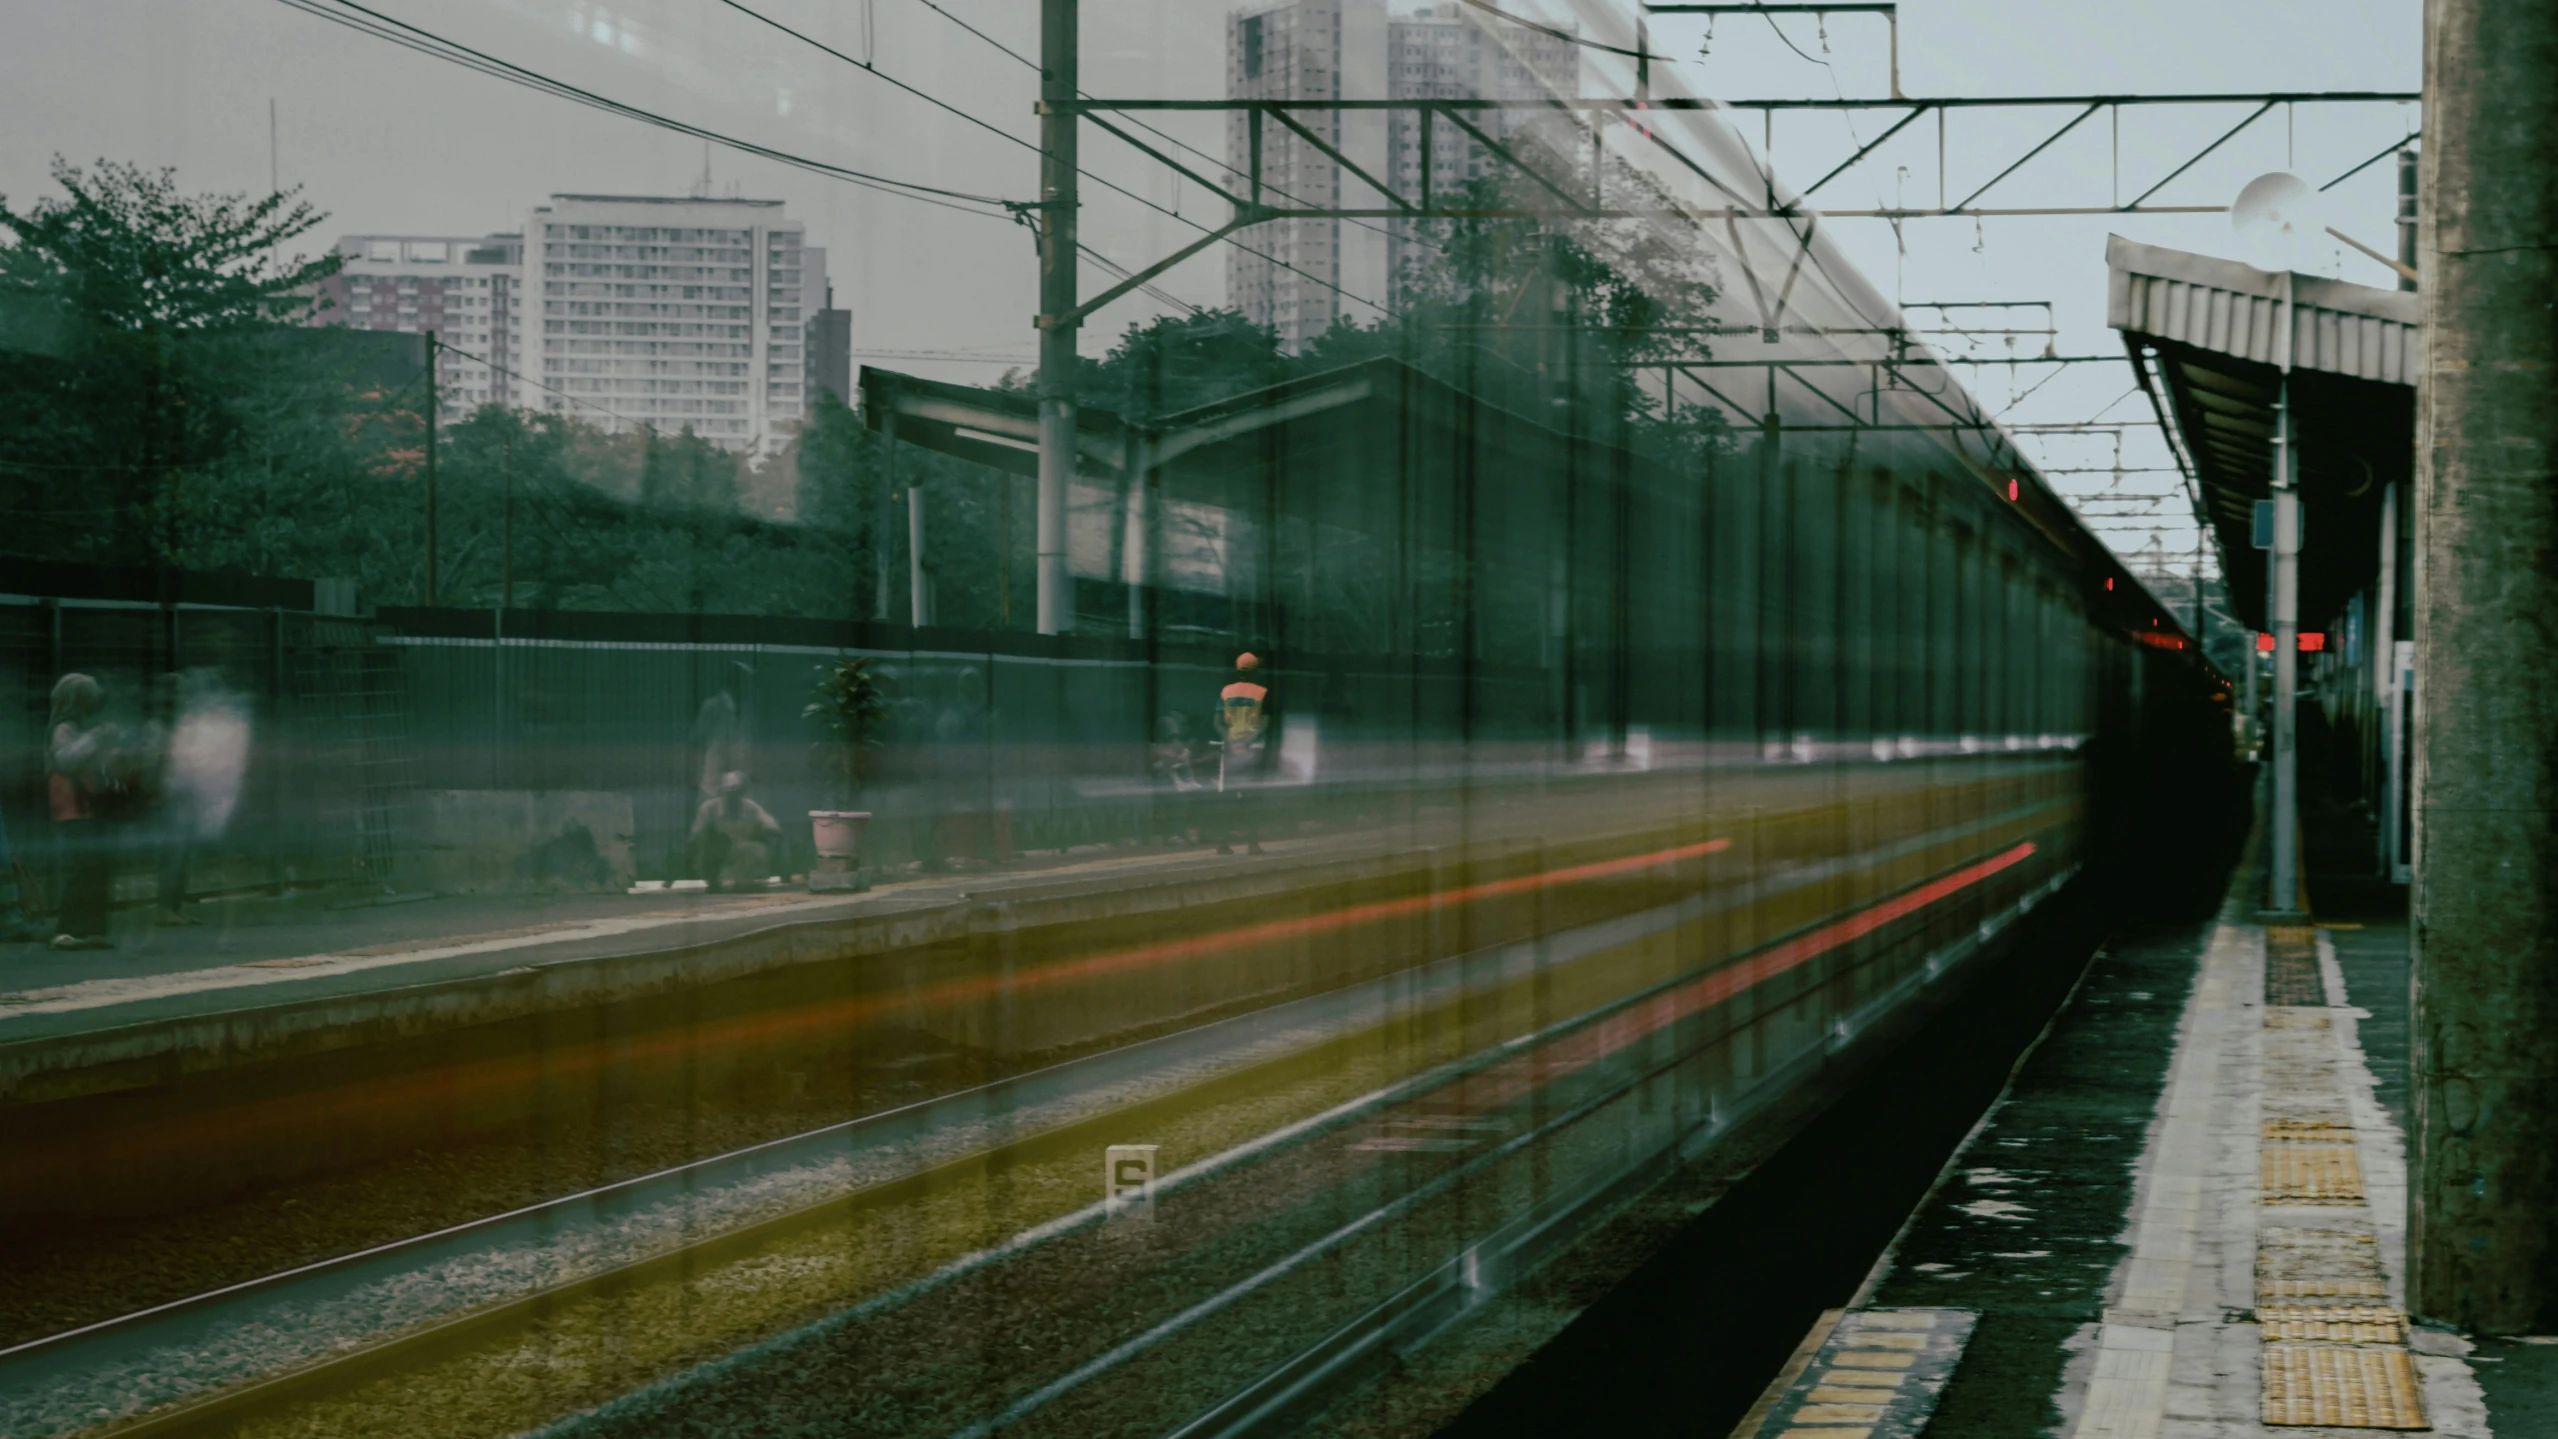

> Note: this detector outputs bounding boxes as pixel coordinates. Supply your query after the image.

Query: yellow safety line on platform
[2256,915,2426,1429]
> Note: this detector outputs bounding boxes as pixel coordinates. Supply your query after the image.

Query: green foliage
[804,655,889,800]
[0,152,1730,627]
[0,157,341,335]
[0,157,345,565]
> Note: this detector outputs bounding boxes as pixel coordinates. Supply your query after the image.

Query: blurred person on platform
[46,673,126,950]
[1212,653,1272,856]
[689,770,782,893]
[138,674,202,926]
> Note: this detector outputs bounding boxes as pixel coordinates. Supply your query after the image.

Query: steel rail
[948,837,2069,1439]
[1166,865,2081,1439]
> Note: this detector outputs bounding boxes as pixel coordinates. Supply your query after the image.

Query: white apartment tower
[1225,1,1579,346]
[523,195,818,453]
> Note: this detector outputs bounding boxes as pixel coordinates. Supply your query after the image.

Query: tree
[0,157,342,565]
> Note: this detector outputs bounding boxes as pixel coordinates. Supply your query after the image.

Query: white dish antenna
[2231,171,2322,274]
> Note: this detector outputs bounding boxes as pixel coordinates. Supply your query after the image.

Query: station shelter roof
[2107,235,2417,632]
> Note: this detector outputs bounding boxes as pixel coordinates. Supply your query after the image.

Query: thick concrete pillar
[2410,0,2558,1333]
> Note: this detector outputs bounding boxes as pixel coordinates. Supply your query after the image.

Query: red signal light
[2255,632,2328,652]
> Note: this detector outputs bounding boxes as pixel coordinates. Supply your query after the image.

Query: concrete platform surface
[1825,873,2558,1437]
[0,831,1398,1046]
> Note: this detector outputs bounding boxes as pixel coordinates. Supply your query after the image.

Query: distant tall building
[1382,5,1579,288]
[801,245,853,407]
[522,194,820,453]
[1227,0,1387,351]
[1225,0,1578,348]
[308,232,525,422]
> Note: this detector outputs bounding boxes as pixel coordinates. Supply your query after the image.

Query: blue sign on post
[2253,500,2303,549]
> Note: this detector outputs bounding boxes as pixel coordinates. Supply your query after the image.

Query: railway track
[4,788,2075,1439]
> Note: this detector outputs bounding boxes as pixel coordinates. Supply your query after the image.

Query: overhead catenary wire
[716,0,1397,320]
[271,0,1018,216]
[910,0,1451,260]
[274,0,1208,317]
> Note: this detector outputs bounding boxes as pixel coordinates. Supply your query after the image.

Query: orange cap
[1236,652,1260,671]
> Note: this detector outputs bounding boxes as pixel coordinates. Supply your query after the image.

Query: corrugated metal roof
[2104,235,2415,632]
[2106,235,2419,383]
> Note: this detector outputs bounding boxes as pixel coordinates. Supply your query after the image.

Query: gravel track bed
[164,907,1708,1439]
[0,1040,977,1349]
[537,1023,1685,1439]
[8,1006,1399,1439]
[521,937,1716,1439]
[212,1048,1412,1439]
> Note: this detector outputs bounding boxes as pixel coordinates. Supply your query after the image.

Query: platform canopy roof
[2107,235,2417,632]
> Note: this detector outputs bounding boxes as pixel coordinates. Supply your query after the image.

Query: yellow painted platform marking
[2261,1344,2427,1428]
[2260,1144,2366,1204]
[2261,1277,2389,1301]
[1793,1402,1890,1424]
[1806,1385,1898,1404]
[2253,924,2426,1430]
[2258,1306,2406,1344]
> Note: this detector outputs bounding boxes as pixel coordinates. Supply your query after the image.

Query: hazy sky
[0,0,2422,572]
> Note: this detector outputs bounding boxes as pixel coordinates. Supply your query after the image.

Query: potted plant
[804,655,887,891]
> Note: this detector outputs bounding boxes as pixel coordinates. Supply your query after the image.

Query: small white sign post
[1105,1144,1159,1220]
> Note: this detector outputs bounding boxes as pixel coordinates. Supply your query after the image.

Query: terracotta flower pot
[809,810,870,891]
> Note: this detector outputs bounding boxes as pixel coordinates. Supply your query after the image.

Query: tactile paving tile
[2265,925,2326,1006]
[2258,1305,2407,1344]
[2261,1343,2427,1428]
[2264,1119,2358,1143]
[2261,1144,2367,1204]
[2261,1277,2390,1302]
[1746,1308,1975,1439]
[2257,1226,2386,1282]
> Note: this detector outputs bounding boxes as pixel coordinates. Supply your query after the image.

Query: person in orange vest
[1214,652,1270,854]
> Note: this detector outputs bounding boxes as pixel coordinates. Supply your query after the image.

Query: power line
[272,0,1020,217]
[889,0,1411,317]
[908,0,1448,269]
[431,336,655,433]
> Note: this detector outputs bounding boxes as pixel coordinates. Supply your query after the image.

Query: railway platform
[0,832,1351,1043]
[1734,834,2558,1438]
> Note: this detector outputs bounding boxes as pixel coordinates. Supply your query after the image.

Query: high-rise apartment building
[1226,0,1387,351]
[1382,5,1579,288]
[309,233,525,421]
[1225,0,1578,348]
[801,245,853,407]
[522,195,819,453]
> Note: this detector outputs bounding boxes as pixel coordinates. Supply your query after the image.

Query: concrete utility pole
[1034,0,1079,635]
[2411,0,2558,1334]
[2267,272,2302,917]
[424,331,440,607]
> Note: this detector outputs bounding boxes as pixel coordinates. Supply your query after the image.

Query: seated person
[689,771,782,892]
